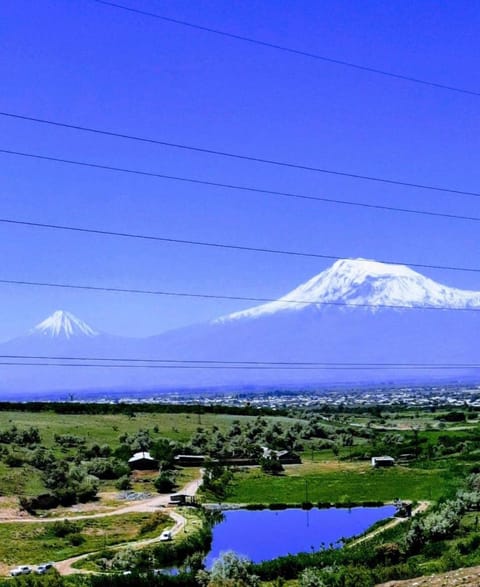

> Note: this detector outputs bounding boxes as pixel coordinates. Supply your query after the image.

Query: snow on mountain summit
[219,258,480,321]
[32,310,98,339]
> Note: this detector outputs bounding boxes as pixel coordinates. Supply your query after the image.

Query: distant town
[77,382,480,410]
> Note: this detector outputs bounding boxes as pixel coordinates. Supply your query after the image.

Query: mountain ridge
[32,310,98,339]
[2,258,480,394]
[218,258,480,322]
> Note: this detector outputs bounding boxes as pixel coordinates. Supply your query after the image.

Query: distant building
[169,494,197,506]
[174,449,300,467]
[261,447,300,463]
[174,454,208,467]
[128,451,158,470]
[371,456,395,468]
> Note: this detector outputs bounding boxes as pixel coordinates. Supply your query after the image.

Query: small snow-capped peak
[32,310,98,339]
[218,258,480,321]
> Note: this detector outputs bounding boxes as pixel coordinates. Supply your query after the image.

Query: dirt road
[55,510,187,575]
[350,501,430,547]
[1,470,203,576]
[0,474,202,524]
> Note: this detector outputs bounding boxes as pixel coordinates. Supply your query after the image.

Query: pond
[205,505,396,566]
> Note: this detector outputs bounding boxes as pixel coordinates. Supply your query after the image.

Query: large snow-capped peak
[219,258,480,321]
[32,310,98,339]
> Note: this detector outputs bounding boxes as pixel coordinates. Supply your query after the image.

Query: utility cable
[2,276,480,313]
[0,361,477,370]
[2,149,480,207]
[91,0,480,98]
[2,216,480,275]
[1,354,480,368]
[1,113,479,197]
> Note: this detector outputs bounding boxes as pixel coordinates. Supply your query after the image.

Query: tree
[206,551,260,587]
[298,567,325,587]
[154,471,176,493]
[260,455,284,475]
[203,459,233,498]
[115,475,132,490]
[150,438,176,469]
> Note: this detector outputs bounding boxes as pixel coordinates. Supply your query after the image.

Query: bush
[69,533,85,546]
[20,493,59,513]
[207,551,260,586]
[457,532,480,555]
[86,458,129,480]
[54,434,86,448]
[373,543,402,565]
[52,519,80,538]
[298,567,325,586]
[139,512,169,535]
[5,453,24,467]
[115,475,132,490]
[260,456,284,475]
[154,472,176,493]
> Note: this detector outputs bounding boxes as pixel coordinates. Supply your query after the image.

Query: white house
[128,451,158,470]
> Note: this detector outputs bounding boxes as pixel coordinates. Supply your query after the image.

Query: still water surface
[205,505,396,566]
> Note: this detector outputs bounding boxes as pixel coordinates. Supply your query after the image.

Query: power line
[0,361,477,371]
[91,0,480,98]
[2,276,480,313]
[3,215,480,275]
[2,354,480,368]
[1,112,479,197]
[3,149,480,212]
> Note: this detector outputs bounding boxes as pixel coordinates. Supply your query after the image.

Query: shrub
[154,472,176,493]
[139,512,169,535]
[115,475,132,490]
[52,519,80,538]
[298,567,325,587]
[69,533,85,546]
[86,458,129,480]
[5,452,24,467]
[54,434,86,448]
[260,456,284,475]
[207,551,260,587]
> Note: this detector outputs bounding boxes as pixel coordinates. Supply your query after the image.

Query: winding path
[1,470,203,576]
[349,500,430,547]
[55,509,187,575]
[0,475,202,524]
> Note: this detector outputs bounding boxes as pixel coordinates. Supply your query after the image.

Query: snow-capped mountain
[220,258,480,321]
[139,258,480,387]
[32,310,98,339]
[2,258,480,396]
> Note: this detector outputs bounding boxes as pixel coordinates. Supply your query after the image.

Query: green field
[0,512,171,567]
[0,403,478,585]
[74,507,206,572]
[0,411,257,446]
[225,462,459,504]
[0,462,46,496]
[0,410,296,448]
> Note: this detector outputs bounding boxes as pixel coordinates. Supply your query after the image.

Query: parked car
[159,530,172,541]
[35,562,54,575]
[10,566,32,576]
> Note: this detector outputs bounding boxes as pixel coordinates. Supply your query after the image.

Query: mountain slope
[1,259,480,395]
[219,258,480,321]
[140,258,480,384]
[32,310,99,339]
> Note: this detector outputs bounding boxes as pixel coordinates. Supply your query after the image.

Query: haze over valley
[3,258,480,396]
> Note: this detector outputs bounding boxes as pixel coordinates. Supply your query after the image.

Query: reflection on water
[205,505,395,567]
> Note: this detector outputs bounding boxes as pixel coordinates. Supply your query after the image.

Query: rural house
[128,451,159,470]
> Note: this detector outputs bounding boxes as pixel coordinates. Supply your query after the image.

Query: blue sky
[1,0,480,340]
